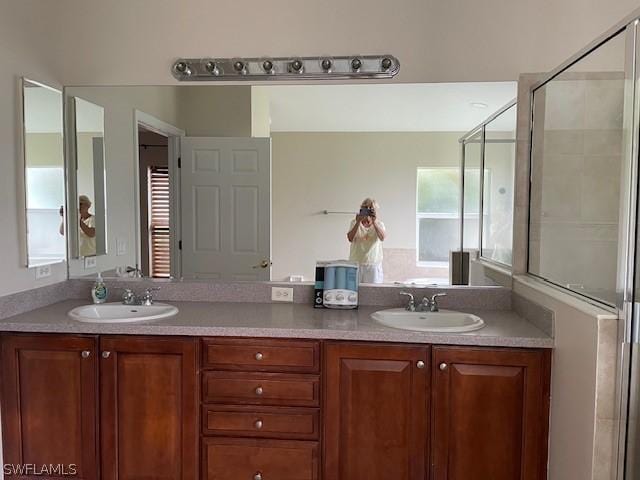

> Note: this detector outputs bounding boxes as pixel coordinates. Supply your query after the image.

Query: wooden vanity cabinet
[0,334,99,480]
[200,338,321,480]
[100,336,198,480]
[324,342,551,480]
[323,342,430,480]
[0,333,551,480]
[431,346,551,480]
[0,334,198,480]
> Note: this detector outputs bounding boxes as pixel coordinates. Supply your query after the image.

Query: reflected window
[417,168,482,267]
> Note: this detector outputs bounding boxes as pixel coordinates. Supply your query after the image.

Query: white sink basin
[68,303,179,323]
[371,308,485,333]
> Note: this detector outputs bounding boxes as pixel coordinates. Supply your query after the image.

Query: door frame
[133,110,185,278]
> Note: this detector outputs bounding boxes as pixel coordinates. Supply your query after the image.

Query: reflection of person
[59,195,96,257]
[347,198,386,284]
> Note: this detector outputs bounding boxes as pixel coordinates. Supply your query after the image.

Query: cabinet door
[432,347,551,480]
[100,336,198,480]
[324,342,429,480]
[0,334,98,479]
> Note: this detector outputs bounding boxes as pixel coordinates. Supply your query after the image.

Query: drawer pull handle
[102,351,111,359]
[255,352,263,361]
[255,386,264,396]
[254,419,263,429]
[439,362,448,371]
[254,473,263,480]
[81,350,91,358]
[416,360,425,369]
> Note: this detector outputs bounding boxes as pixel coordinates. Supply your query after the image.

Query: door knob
[253,473,263,480]
[255,386,264,396]
[255,352,263,361]
[102,351,111,359]
[252,259,272,269]
[439,362,448,371]
[254,419,263,429]
[81,350,91,358]
[416,360,426,369]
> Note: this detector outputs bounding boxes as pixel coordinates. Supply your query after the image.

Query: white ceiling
[256,82,517,133]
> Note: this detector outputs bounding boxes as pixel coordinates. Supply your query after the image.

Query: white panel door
[180,137,271,280]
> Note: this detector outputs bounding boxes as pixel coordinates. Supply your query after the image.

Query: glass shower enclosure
[526,9,640,479]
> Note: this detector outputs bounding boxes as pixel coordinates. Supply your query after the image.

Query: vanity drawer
[202,372,320,407]
[202,405,320,440]
[202,437,318,480]
[202,338,320,373]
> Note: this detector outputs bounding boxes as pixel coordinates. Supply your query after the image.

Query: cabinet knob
[416,360,426,369]
[255,352,263,361]
[255,386,264,396]
[439,362,448,371]
[81,350,91,358]
[253,473,262,480]
[102,351,111,359]
[254,419,263,429]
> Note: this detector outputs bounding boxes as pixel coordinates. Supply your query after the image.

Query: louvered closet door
[149,165,171,277]
[180,137,271,280]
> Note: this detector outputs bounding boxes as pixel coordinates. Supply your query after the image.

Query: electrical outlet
[116,238,127,256]
[84,256,97,269]
[35,265,52,279]
[271,287,294,302]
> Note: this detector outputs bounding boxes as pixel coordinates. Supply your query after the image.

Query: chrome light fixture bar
[171,55,400,81]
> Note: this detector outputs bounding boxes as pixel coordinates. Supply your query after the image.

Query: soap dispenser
[91,273,108,304]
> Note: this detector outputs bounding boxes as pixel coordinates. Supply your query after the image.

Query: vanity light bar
[171,55,400,81]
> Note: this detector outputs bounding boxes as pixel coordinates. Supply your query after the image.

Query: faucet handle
[430,292,447,302]
[399,291,416,311]
[429,292,447,312]
[122,289,136,305]
[141,287,160,305]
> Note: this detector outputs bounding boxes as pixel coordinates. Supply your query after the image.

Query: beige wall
[15,0,640,86]
[271,131,463,281]
[0,6,68,295]
[177,86,252,137]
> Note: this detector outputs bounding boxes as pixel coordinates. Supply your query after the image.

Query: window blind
[148,166,170,278]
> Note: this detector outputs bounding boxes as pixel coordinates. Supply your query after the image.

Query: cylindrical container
[346,266,358,292]
[324,266,336,291]
[335,267,347,290]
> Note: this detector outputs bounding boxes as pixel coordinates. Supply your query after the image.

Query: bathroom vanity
[0,300,551,480]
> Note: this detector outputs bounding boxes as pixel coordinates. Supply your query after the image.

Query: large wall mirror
[66,96,107,260]
[64,83,516,284]
[21,79,66,267]
[528,30,628,306]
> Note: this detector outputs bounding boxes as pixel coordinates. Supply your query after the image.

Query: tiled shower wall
[528,72,624,303]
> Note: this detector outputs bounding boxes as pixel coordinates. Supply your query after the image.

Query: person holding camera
[347,198,386,284]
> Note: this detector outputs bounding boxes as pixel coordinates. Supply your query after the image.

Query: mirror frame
[65,94,108,260]
[20,77,67,268]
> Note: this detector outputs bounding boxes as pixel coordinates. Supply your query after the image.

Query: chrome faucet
[121,287,160,306]
[424,293,447,312]
[140,287,161,306]
[399,292,416,311]
[126,265,143,278]
[122,289,137,305]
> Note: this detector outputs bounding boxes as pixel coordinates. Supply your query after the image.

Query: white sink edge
[68,303,179,324]
[371,309,486,333]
